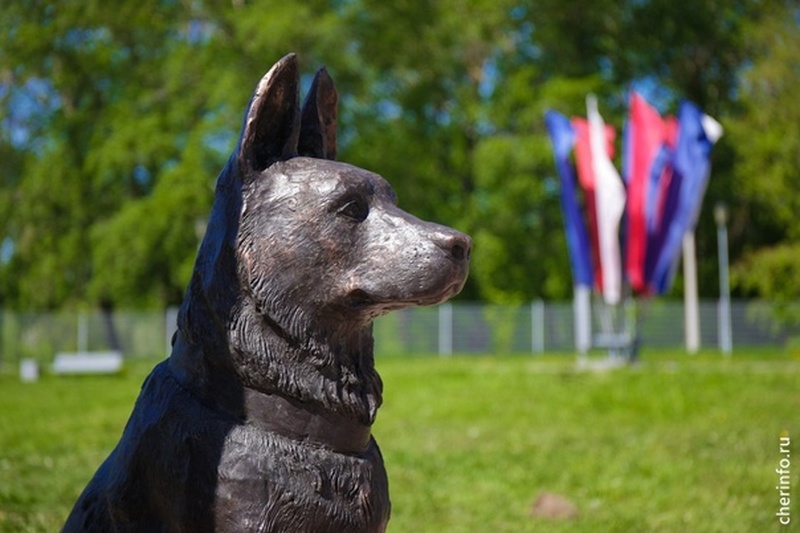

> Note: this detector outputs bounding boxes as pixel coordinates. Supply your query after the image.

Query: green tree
[728,1,800,310]
[331,0,618,302]
[0,0,346,309]
[0,0,192,308]
[1,0,794,310]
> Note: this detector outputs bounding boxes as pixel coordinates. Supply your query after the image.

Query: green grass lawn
[1,350,798,532]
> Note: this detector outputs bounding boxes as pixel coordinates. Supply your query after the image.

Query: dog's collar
[242,387,373,455]
[168,333,372,455]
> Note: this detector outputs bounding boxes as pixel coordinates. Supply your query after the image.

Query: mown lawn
[0,350,798,532]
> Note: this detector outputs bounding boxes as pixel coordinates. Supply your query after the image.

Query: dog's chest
[213,425,389,533]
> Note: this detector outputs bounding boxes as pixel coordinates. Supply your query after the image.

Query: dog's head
[176,54,470,422]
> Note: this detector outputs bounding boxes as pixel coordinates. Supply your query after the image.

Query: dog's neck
[171,286,382,447]
[227,301,383,425]
[168,332,373,454]
[241,387,372,454]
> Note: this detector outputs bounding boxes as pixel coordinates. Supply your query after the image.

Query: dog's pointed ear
[238,53,301,173]
[298,67,338,160]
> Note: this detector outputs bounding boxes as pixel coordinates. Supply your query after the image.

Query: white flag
[587,94,626,305]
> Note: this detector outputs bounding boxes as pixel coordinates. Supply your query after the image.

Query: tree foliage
[0,0,796,309]
[728,2,800,306]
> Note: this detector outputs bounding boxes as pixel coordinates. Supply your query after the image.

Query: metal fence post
[531,300,545,354]
[165,307,179,358]
[78,312,88,353]
[438,303,452,356]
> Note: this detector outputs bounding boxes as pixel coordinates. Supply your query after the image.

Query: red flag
[625,93,670,293]
[572,118,602,291]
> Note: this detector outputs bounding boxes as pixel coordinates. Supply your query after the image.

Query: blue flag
[648,101,721,293]
[545,110,594,287]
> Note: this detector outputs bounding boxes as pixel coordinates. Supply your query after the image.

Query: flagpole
[545,110,595,360]
[714,202,733,356]
[682,231,700,354]
[574,284,591,359]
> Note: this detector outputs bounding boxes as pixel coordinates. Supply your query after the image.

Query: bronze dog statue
[63,54,471,532]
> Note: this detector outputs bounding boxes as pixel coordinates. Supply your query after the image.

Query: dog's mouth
[345,289,379,309]
[345,289,421,312]
[344,279,466,313]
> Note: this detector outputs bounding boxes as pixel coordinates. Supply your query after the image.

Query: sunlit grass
[0,351,797,532]
[376,351,799,532]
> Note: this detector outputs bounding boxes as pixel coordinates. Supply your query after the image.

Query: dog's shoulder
[64,362,236,532]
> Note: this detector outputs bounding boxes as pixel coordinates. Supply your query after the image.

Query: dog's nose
[434,230,472,262]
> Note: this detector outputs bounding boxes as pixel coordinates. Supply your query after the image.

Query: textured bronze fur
[63,54,471,533]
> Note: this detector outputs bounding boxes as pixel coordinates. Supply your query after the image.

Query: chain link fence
[376,300,800,355]
[1,300,798,371]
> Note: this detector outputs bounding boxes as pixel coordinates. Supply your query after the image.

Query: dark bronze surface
[63,53,471,533]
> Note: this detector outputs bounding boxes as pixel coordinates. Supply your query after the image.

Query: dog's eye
[338,198,369,222]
